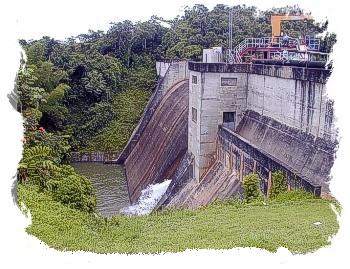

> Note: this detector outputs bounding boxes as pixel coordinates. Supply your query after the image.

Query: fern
[22,145,52,160]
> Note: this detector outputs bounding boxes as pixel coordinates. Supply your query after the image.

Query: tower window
[192,107,197,123]
[223,112,236,130]
[192,75,198,85]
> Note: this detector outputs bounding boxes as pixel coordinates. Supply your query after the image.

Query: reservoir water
[72,163,129,217]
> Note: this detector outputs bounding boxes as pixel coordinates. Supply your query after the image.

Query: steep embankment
[125,80,189,203]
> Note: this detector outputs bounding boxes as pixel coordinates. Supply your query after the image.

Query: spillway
[124,80,189,204]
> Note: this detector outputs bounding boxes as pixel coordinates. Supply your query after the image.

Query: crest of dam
[117,61,337,210]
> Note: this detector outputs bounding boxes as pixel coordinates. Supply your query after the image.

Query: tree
[33,61,68,91]
[321,32,337,53]
[40,83,70,131]
[18,145,60,189]
[16,66,46,111]
[26,41,46,65]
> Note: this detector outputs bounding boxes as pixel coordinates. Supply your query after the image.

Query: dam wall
[188,70,248,180]
[156,61,171,77]
[123,61,335,209]
[117,61,188,164]
[122,61,189,203]
[125,80,189,203]
[160,107,332,209]
[247,72,335,141]
[161,61,188,94]
[158,157,242,209]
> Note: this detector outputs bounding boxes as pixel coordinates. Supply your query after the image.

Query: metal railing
[306,37,321,50]
[270,50,328,62]
[229,36,321,63]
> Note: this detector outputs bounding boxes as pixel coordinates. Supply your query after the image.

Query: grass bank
[17,184,339,254]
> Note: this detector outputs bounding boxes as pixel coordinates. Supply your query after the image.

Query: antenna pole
[229,8,233,51]
[227,7,234,63]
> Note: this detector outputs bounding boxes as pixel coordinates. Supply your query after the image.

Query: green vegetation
[16,61,96,212]
[18,184,339,254]
[18,144,96,212]
[86,89,151,152]
[243,173,261,202]
[13,3,339,253]
[270,170,288,198]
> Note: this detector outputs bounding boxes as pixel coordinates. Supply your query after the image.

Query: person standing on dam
[282,32,289,47]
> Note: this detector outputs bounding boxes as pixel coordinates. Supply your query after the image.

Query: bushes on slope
[86,89,151,152]
[19,144,96,212]
[270,170,288,199]
[243,173,261,203]
[51,171,96,212]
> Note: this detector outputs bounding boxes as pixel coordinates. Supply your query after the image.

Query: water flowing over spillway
[120,180,171,216]
[124,80,189,204]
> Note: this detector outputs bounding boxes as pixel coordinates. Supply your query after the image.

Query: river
[72,163,129,218]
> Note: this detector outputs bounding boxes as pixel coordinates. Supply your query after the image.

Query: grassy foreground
[17,184,339,254]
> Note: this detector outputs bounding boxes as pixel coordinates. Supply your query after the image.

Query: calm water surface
[72,163,129,217]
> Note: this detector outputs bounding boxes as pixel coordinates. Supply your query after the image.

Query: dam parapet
[188,62,331,83]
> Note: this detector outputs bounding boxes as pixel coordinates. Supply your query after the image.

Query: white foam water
[120,180,171,216]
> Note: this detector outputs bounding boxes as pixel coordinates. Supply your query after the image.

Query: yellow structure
[271,14,313,37]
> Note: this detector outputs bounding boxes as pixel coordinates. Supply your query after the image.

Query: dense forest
[14,4,336,212]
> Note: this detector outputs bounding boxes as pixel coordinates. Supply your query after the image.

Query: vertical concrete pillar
[267,170,272,198]
[253,160,257,173]
[239,151,244,182]
[216,140,219,162]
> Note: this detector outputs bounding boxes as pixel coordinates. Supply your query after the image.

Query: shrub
[18,145,61,188]
[270,170,288,199]
[243,173,261,203]
[272,190,315,203]
[19,144,96,212]
[52,174,96,212]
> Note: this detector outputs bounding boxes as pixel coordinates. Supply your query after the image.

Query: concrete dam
[116,59,336,209]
